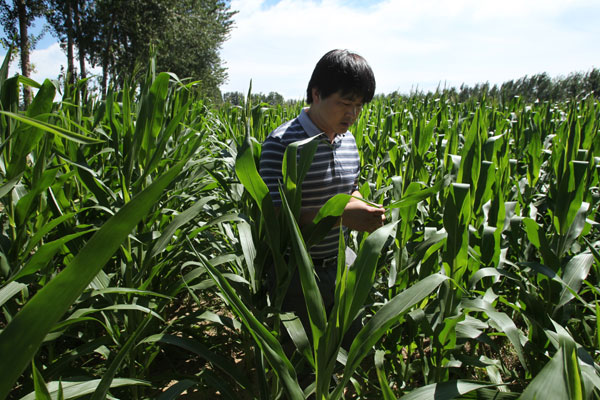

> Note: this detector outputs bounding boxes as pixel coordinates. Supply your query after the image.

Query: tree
[46,0,92,87]
[155,0,236,99]
[78,0,235,98]
[223,91,245,106]
[0,0,47,106]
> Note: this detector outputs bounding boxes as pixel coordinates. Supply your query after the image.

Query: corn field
[1,52,600,400]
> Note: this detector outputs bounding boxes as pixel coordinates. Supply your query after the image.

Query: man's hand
[341,196,386,233]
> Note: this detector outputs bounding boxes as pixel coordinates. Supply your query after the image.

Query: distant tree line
[222,91,297,106]
[224,68,600,107]
[387,68,600,104]
[0,0,235,104]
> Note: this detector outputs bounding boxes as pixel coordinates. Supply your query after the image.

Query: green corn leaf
[519,346,576,400]
[21,211,79,256]
[0,172,23,198]
[156,379,198,400]
[0,159,186,398]
[234,133,280,248]
[149,196,215,258]
[344,222,399,329]
[0,281,26,307]
[0,46,11,85]
[523,218,560,271]
[139,333,252,392]
[20,378,150,400]
[280,186,327,341]
[11,229,95,282]
[556,252,594,312]
[32,361,52,400]
[199,250,304,400]
[15,167,59,227]
[136,72,170,171]
[238,219,258,292]
[443,183,471,278]
[559,202,590,257]
[374,350,397,400]
[142,98,193,178]
[5,79,55,179]
[281,312,314,367]
[90,315,152,400]
[0,110,102,146]
[332,273,448,398]
[400,380,502,400]
[548,321,600,398]
[462,298,528,372]
[282,133,321,216]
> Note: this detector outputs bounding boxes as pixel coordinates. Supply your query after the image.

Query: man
[259,49,385,340]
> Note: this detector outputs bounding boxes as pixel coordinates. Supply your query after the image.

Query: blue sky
[2,0,599,100]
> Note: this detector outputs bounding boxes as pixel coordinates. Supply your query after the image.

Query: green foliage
[1,50,599,399]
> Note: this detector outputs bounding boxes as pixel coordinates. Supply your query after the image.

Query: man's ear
[311,87,320,103]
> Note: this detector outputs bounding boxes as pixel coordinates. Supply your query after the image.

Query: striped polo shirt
[259,108,360,258]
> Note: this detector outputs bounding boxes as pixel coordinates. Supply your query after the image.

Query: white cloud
[221,0,600,98]
[2,0,598,100]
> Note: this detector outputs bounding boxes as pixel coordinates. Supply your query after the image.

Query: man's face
[309,89,364,136]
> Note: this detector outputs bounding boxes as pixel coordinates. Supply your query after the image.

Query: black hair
[306,49,376,104]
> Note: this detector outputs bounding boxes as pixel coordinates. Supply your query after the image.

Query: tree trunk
[74,0,86,80]
[101,13,116,98]
[65,0,75,86]
[16,0,31,107]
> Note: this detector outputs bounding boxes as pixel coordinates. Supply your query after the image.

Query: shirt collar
[298,107,322,138]
[298,107,347,141]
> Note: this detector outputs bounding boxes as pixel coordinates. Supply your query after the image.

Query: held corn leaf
[305,193,351,247]
[0,159,186,398]
[386,177,446,210]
